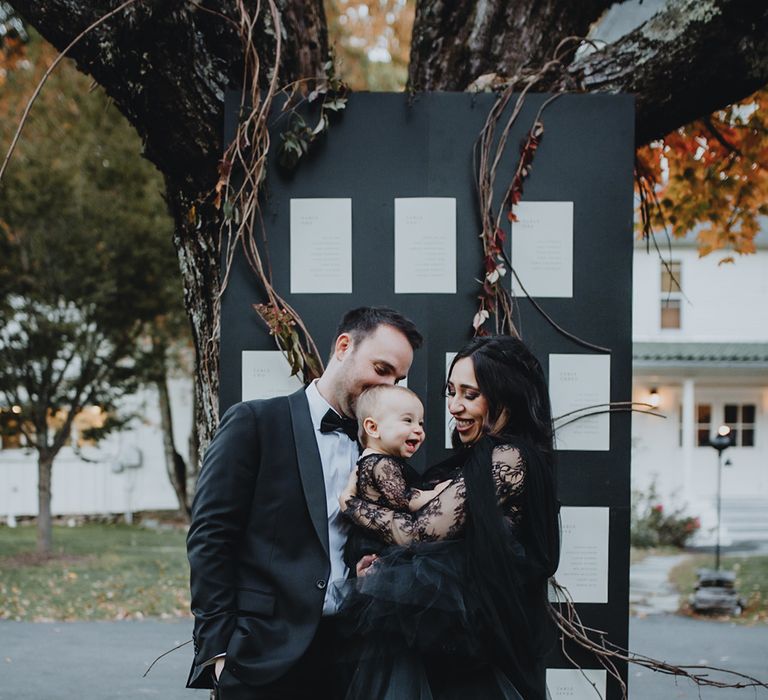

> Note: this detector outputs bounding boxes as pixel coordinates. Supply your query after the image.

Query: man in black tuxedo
[186,307,422,699]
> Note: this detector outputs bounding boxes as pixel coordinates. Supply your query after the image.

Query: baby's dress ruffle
[334,539,480,659]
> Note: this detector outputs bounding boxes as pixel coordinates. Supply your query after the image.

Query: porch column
[681,377,695,501]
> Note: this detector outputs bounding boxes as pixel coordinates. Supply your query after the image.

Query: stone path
[629,553,689,616]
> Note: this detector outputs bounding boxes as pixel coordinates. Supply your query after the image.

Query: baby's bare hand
[355,554,378,577]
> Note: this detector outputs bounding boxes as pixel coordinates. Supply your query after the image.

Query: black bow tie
[320,409,359,442]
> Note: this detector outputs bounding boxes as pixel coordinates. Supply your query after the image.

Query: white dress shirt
[206,383,360,667]
[304,380,359,615]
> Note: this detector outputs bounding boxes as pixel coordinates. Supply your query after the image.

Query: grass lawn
[0,523,191,621]
[669,554,768,624]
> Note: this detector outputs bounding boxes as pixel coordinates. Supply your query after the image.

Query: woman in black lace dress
[338,336,560,700]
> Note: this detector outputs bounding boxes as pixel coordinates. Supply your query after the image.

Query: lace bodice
[356,453,422,511]
[344,444,525,546]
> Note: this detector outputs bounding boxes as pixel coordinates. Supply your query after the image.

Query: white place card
[552,506,610,604]
[511,201,574,298]
[242,351,303,401]
[290,198,352,293]
[547,668,607,699]
[444,352,457,449]
[395,198,456,294]
[549,354,610,451]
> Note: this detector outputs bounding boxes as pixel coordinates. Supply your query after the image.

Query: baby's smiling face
[367,391,425,458]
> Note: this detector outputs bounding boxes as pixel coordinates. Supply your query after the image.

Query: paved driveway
[1,617,766,699]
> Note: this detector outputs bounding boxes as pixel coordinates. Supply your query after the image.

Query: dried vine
[471,39,587,339]
[471,39,621,355]
[634,155,688,304]
[210,0,344,384]
[552,401,665,431]
[549,581,768,699]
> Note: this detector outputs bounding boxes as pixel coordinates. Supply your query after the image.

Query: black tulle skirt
[333,540,524,700]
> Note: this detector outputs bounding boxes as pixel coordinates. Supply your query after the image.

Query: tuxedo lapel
[288,388,330,556]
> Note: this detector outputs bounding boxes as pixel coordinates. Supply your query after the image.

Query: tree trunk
[188,382,201,498]
[156,372,190,520]
[37,451,54,553]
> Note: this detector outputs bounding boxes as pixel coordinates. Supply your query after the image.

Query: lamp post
[708,425,734,571]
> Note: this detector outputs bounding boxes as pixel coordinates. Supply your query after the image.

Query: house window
[0,406,29,449]
[660,261,682,329]
[724,403,756,447]
[696,403,712,447]
[0,406,103,450]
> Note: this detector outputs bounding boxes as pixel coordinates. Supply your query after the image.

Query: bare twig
[549,581,768,699]
[472,38,613,348]
[210,0,326,383]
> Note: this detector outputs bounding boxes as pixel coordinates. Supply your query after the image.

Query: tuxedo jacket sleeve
[186,392,330,689]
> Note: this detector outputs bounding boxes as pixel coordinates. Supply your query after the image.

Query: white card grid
[551,506,609,604]
[290,198,352,294]
[511,201,574,298]
[546,668,607,699]
[549,354,611,451]
[394,198,457,294]
[444,352,457,449]
[241,351,303,401]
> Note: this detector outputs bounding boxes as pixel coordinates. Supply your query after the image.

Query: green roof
[634,342,768,366]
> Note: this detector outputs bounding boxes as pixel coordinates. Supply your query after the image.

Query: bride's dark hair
[448,335,553,451]
[449,336,560,699]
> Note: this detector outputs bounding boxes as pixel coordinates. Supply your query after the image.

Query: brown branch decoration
[209,0,340,384]
[471,38,612,353]
[549,581,768,699]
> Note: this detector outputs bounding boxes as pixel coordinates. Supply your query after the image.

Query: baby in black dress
[352,384,450,521]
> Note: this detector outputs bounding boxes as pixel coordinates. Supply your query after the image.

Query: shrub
[631,481,700,548]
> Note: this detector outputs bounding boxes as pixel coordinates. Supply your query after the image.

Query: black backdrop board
[221,92,634,698]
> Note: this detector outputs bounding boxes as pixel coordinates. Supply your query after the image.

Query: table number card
[549,354,611,451]
[552,506,610,604]
[242,351,303,401]
[290,198,352,293]
[395,197,457,294]
[546,668,607,699]
[511,201,574,298]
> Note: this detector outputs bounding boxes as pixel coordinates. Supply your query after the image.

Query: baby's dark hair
[355,384,422,447]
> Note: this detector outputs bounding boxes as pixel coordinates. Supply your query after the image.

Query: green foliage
[0,33,186,456]
[631,481,700,549]
[277,60,348,170]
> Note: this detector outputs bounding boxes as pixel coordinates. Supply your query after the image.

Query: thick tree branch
[10,0,328,192]
[408,0,615,92]
[408,0,768,146]
[560,0,768,144]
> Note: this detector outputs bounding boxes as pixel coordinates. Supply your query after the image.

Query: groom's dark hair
[334,306,423,353]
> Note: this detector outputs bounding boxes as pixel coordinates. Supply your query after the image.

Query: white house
[0,377,191,521]
[631,229,768,543]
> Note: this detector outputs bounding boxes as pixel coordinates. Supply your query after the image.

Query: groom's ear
[363,417,378,439]
[333,332,353,360]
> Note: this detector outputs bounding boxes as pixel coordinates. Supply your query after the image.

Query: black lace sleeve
[366,455,412,510]
[344,445,525,545]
